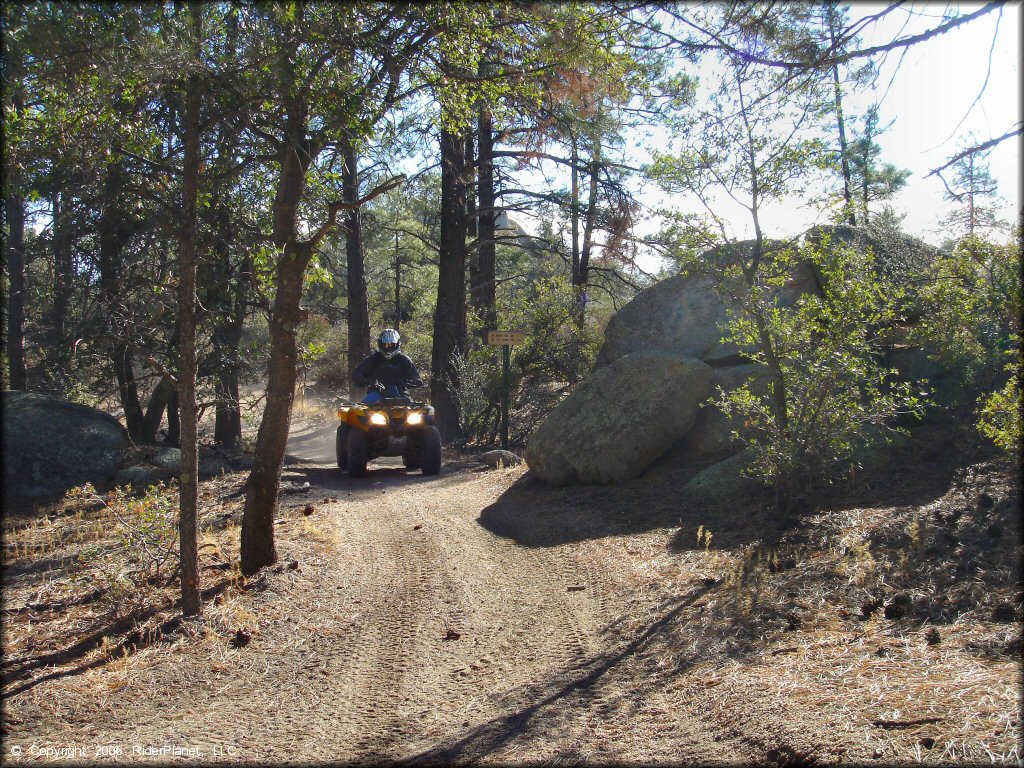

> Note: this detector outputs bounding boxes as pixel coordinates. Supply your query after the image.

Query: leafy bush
[718,237,923,504]
[69,482,180,591]
[452,276,602,445]
[909,232,1021,452]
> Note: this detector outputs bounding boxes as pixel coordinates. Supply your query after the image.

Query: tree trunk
[576,148,601,327]
[472,106,497,329]
[4,194,27,390]
[394,233,402,333]
[210,207,246,448]
[570,133,580,286]
[165,389,181,447]
[112,343,147,442]
[826,4,855,226]
[241,27,312,575]
[431,126,468,442]
[143,377,175,443]
[178,9,202,617]
[342,138,371,389]
[99,161,148,441]
[52,189,74,364]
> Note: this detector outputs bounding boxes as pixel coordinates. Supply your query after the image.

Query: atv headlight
[406,411,424,426]
[369,412,388,426]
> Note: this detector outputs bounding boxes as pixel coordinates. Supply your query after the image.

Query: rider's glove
[369,380,386,393]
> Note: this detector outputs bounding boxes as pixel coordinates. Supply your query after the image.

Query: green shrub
[718,237,923,505]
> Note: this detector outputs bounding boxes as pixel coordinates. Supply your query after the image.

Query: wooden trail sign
[487,330,524,345]
[486,330,523,448]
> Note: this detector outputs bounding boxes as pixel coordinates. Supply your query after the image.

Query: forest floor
[1,388,1021,765]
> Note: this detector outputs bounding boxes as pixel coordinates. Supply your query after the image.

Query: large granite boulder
[2,391,130,498]
[678,364,767,458]
[526,351,714,485]
[596,257,822,368]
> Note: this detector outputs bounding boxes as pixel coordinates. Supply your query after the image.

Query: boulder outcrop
[526,351,714,485]
[528,228,951,489]
[2,391,130,498]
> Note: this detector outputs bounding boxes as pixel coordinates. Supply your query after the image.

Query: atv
[335,396,442,477]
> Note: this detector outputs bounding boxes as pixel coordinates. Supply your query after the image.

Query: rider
[352,328,423,403]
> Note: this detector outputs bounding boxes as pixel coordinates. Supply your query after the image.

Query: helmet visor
[379,340,400,357]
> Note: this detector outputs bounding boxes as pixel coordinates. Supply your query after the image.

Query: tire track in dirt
[312,466,606,763]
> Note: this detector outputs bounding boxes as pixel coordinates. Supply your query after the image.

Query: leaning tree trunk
[431,126,469,442]
[826,4,855,226]
[240,32,313,574]
[342,138,370,390]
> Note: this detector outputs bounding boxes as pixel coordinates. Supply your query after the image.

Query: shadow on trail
[401,583,717,766]
[477,469,767,551]
[479,423,966,551]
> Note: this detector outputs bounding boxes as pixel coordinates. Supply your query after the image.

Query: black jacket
[352,351,422,393]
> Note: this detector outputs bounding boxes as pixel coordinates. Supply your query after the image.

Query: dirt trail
[4,407,756,764]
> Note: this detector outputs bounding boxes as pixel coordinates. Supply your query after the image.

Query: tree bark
[576,148,601,327]
[241,23,312,576]
[165,389,180,447]
[342,138,370,389]
[4,194,27,390]
[210,212,246,448]
[99,161,149,441]
[472,106,497,329]
[178,6,202,617]
[52,189,74,364]
[826,4,855,226]
[431,126,469,441]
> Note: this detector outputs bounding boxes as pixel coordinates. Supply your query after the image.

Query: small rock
[977,492,994,510]
[303,504,314,516]
[918,737,935,750]
[924,627,941,645]
[413,524,422,530]
[214,595,224,606]
[443,629,461,641]
[480,450,522,469]
[567,585,586,592]
[288,560,299,571]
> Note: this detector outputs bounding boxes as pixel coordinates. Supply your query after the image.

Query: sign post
[486,330,524,450]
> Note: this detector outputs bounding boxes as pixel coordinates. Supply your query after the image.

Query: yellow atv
[335,397,441,477]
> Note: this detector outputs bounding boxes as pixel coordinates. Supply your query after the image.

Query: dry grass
[570,452,1021,764]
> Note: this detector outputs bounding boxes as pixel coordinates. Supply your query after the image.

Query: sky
[842,1,1021,240]
[643,1,1023,249]
[506,2,1022,270]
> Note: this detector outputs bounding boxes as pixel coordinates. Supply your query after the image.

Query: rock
[678,364,766,458]
[526,351,714,485]
[113,465,174,490]
[198,459,229,479]
[596,244,822,368]
[151,447,183,470]
[681,451,761,502]
[480,450,522,468]
[2,390,130,498]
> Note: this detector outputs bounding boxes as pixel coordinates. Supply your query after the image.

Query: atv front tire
[420,426,442,476]
[336,425,349,469]
[347,428,369,477]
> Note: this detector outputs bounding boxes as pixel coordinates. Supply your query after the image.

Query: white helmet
[378,328,401,358]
